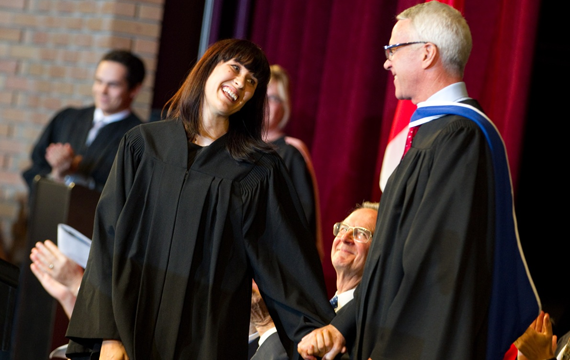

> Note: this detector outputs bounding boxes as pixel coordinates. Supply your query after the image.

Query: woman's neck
[195,113,229,146]
[263,128,284,142]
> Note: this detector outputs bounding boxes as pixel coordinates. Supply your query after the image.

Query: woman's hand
[30,240,84,292]
[29,260,76,318]
[297,324,346,360]
[515,311,557,360]
[101,340,129,360]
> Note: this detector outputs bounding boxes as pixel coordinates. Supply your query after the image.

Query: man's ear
[421,43,438,69]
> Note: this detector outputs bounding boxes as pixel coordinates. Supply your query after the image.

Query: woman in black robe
[263,64,323,258]
[65,39,335,360]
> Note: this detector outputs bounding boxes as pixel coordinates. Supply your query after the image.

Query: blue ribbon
[411,103,540,360]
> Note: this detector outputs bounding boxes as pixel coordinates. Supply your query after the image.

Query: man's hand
[251,279,275,336]
[297,324,346,360]
[45,143,81,180]
[515,311,557,360]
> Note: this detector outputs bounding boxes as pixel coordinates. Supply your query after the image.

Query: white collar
[94,108,131,125]
[422,82,470,104]
[411,82,471,127]
[333,288,356,312]
[257,327,278,346]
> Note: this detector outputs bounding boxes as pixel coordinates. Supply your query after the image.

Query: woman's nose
[234,76,244,88]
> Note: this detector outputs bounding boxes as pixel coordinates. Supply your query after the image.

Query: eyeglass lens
[334,223,371,242]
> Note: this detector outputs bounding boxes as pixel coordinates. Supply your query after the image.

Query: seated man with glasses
[249,202,379,360]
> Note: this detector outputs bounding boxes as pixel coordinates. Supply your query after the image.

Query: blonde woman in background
[264,64,323,257]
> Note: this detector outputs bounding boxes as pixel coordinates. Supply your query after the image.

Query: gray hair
[357,201,379,211]
[397,1,472,77]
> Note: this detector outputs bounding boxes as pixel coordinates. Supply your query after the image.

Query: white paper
[49,343,68,359]
[57,224,92,268]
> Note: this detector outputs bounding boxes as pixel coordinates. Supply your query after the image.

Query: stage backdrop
[247,0,540,295]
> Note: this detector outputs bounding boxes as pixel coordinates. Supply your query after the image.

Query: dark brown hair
[165,39,272,162]
[100,50,146,89]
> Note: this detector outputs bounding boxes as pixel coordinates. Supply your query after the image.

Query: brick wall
[0,0,164,263]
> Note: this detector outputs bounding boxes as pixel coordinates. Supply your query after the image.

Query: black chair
[11,176,100,360]
[0,258,19,352]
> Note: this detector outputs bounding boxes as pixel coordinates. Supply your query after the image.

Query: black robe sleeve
[242,152,334,358]
[66,126,143,356]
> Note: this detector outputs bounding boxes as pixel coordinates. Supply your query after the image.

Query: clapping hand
[515,311,557,360]
[45,143,82,181]
[30,240,84,318]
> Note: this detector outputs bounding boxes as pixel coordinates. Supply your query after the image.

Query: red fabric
[250,0,541,297]
[504,343,518,360]
[376,100,415,194]
[402,125,419,158]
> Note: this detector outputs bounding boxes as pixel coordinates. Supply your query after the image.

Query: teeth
[223,87,237,101]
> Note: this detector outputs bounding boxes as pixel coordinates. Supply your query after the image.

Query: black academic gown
[332,99,496,359]
[66,119,334,359]
[22,105,142,192]
[271,136,317,238]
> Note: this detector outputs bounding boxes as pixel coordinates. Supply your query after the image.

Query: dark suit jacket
[22,105,142,193]
[248,337,259,359]
[251,333,288,360]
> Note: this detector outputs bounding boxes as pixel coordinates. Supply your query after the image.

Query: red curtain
[250,0,541,295]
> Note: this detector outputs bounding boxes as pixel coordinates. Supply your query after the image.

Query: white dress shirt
[85,108,131,146]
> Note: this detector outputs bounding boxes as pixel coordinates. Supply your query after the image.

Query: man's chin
[332,255,354,267]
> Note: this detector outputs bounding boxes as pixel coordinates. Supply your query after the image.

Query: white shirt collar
[93,108,131,125]
[410,82,471,127]
[422,82,470,105]
[333,288,356,312]
[257,327,278,346]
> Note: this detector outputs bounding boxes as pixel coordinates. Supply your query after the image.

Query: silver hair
[397,1,472,77]
[357,201,379,211]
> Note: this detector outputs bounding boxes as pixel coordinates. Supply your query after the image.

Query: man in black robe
[22,49,145,193]
[11,49,145,360]
[298,2,539,360]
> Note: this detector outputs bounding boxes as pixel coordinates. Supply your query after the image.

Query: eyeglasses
[333,222,373,243]
[384,41,428,60]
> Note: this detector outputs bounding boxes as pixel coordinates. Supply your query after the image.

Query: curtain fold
[250,0,541,295]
